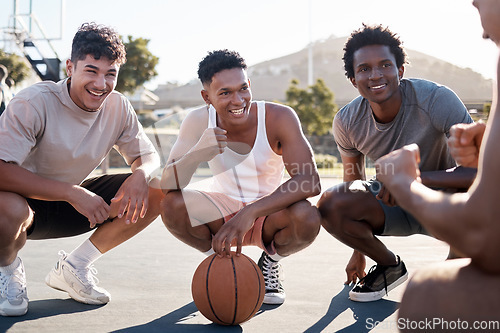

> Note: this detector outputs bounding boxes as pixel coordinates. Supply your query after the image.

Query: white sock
[268,253,285,262]
[203,248,215,256]
[66,239,102,269]
[0,257,21,274]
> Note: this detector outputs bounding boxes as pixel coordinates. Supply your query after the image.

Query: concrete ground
[0,177,449,332]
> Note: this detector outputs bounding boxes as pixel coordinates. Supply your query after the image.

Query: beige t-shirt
[0,78,157,185]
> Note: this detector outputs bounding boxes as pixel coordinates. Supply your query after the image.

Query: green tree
[484,102,492,117]
[0,49,32,85]
[285,78,338,136]
[116,36,159,94]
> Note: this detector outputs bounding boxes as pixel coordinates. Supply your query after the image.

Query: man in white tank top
[161,50,321,305]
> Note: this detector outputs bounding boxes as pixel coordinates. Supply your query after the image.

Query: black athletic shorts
[26,173,131,240]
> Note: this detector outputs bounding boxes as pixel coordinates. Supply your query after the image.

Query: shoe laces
[75,265,100,288]
[358,264,388,295]
[261,256,283,291]
[0,263,27,299]
[58,250,100,287]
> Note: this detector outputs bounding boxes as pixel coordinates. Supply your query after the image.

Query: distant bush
[315,154,338,169]
[0,49,31,85]
[484,102,492,116]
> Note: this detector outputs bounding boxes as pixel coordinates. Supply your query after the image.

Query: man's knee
[288,200,321,242]
[144,183,164,220]
[318,183,378,232]
[160,191,185,228]
[0,192,32,241]
[399,260,467,323]
[317,184,355,231]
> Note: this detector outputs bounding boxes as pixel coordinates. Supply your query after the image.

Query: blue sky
[1,0,498,89]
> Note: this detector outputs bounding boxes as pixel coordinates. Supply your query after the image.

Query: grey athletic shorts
[26,173,131,240]
[365,178,429,236]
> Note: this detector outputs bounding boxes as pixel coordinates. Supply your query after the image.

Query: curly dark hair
[71,22,126,66]
[197,49,247,85]
[343,24,407,79]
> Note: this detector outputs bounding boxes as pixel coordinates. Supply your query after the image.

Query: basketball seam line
[231,256,237,325]
[206,255,228,324]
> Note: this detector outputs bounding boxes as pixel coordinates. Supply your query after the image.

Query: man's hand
[375,143,421,189]
[110,172,150,224]
[211,206,256,257]
[448,122,486,168]
[345,251,366,285]
[68,185,110,228]
[376,185,397,207]
[191,127,227,162]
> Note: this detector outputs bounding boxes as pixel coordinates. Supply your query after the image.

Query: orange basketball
[191,252,265,325]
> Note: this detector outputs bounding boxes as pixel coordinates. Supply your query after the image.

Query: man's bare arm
[420,166,477,190]
[160,108,227,194]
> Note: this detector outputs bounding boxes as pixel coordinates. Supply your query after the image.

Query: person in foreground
[160,49,321,305]
[317,24,475,302]
[0,23,163,317]
[376,0,500,329]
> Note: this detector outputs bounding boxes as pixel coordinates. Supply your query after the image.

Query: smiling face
[201,67,252,127]
[66,54,119,112]
[350,44,404,108]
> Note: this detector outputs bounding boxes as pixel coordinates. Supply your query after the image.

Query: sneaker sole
[45,271,108,305]
[0,300,28,317]
[263,293,286,305]
[349,271,409,302]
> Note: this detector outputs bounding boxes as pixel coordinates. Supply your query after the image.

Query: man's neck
[369,90,403,123]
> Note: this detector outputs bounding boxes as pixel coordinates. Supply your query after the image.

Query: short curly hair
[71,22,126,66]
[343,24,407,79]
[197,49,247,85]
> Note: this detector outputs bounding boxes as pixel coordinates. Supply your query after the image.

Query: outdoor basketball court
[0,3,451,331]
[0,177,449,333]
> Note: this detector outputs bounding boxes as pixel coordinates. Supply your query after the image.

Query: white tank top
[207,101,285,203]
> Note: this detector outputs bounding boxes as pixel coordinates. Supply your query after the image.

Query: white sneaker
[45,251,110,305]
[0,257,28,316]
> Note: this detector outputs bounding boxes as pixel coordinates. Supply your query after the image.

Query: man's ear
[350,77,357,88]
[398,65,405,80]
[66,59,74,76]
[200,89,210,105]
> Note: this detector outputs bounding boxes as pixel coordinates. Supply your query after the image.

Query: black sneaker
[257,252,285,305]
[349,255,408,302]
